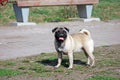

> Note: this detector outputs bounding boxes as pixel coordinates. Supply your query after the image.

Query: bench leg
[13,4,36,26]
[77,5,100,22]
[77,5,93,18]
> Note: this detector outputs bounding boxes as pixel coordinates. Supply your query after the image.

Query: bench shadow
[36,59,86,67]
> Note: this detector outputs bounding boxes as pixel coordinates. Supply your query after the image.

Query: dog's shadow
[36,59,57,67]
[36,59,86,67]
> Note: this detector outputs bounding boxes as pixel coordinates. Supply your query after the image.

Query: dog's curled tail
[79,29,91,36]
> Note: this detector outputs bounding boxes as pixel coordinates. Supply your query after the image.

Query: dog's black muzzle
[55,30,67,42]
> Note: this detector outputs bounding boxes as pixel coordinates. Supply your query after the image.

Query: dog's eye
[56,31,60,34]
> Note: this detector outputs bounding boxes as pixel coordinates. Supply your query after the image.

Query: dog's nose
[60,34,64,36]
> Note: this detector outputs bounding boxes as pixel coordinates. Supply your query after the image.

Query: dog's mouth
[59,37,65,41]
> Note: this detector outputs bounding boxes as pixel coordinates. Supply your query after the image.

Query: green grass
[86,76,119,80]
[0,4,15,24]
[92,0,120,21]
[0,0,120,24]
[0,69,21,77]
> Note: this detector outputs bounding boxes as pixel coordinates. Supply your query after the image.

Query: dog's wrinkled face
[52,27,69,42]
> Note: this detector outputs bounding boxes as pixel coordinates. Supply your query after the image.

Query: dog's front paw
[54,66,58,69]
[54,65,60,69]
[68,67,73,69]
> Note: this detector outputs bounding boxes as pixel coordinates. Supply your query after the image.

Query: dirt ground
[0,44,120,80]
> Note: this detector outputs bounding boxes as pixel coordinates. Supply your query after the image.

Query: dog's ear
[52,27,58,33]
[64,27,69,32]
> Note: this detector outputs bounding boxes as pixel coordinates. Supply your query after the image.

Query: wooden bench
[12,0,99,26]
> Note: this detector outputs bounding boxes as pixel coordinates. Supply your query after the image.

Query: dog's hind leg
[55,53,62,68]
[88,53,95,67]
[82,48,90,65]
[86,50,95,67]
[83,45,95,67]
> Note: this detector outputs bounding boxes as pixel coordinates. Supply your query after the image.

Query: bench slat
[17,0,99,7]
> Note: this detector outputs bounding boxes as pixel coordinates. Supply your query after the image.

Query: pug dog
[52,27,95,69]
